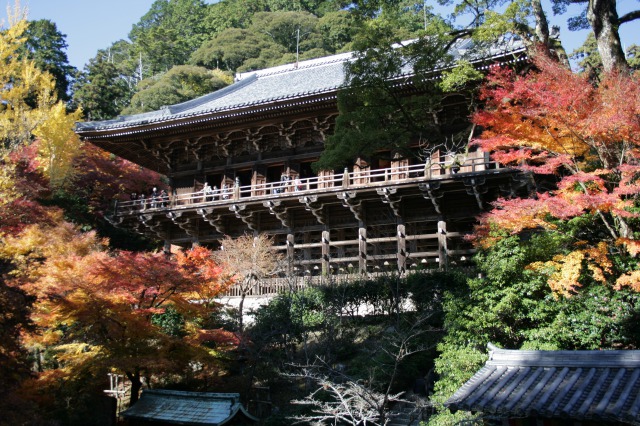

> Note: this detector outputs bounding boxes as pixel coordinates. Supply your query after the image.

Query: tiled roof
[120,390,258,425]
[444,344,640,424]
[75,37,525,134]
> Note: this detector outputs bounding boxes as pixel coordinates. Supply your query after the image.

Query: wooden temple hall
[75,39,526,275]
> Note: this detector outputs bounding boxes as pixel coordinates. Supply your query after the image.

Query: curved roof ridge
[487,344,640,367]
[235,51,354,80]
[168,74,258,115]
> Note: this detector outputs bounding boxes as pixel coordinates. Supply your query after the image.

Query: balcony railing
[114,153,499,216]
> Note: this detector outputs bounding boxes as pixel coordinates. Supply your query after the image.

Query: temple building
[75,38,527,276]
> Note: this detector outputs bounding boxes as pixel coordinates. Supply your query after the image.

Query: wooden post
[287,233,295,276]
[358,225,367,274]
[437,220,447,270]
[397,223,406,274]
[321,230,330,276]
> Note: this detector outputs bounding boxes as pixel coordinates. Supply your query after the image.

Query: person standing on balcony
[159,189,168,207]
[202,182,212,201]
[221,183,230,200]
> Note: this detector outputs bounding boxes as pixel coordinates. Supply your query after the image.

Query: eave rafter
[197,207,225,234]
[264,200,290,228]
[338,191,364,222]
[463,177,488,210]
[377,187,403,218]
[418,182,443,214]
[229,204,257,231]
[299,195,325,225]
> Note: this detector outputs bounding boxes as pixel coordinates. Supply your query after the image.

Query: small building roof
[445,344,640,425]
[120,390,259,426]
[75,37,525,136]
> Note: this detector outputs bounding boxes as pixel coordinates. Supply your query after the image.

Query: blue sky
[2,0,639,71]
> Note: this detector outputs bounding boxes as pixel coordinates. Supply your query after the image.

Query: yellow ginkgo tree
[1,2,82,189]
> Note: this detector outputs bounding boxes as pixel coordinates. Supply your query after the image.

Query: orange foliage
[473,54,640,294]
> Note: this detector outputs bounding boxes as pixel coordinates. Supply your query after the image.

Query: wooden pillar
[287,233,295,276]
[321,230,330,276]
[358,225,367,274]
[397,223,406,274]
[303,232,311,274]
[437,220,447,270]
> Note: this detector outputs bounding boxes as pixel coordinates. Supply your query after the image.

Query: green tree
[315,25,466,171]
[429,231,640,425]
[317,10,359,53]
[204,0,269,32]
[129,0,210,76]
[189,27,282,71]
[20,19,76,102]
[122,65,232,114]
[570,32,602,75]
[251,11,321,54]
[72,55,132,120]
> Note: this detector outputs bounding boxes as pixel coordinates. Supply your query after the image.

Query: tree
[72,54,133,120]
[472,53,640,270]
[315,28,470,171]
[1,7,83,188]
[551,0,638,72]
[123,65,232,114]
[428,231,640,425]
[19,19,76,102]
[0,277,39,425]
[20,242,232,406]
[425,48,640,426]
[189,28,280,71]
[128,0,210,76]
[212,233,284,332]
[251,11,321,54]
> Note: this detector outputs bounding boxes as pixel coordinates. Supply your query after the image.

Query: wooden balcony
[113,152,503,217]
[109,152,518,276]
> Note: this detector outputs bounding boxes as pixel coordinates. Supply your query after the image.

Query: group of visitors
[273,173,306,194]
[130,187,169,210]
[202,182,232,201]
[127,174,309,212]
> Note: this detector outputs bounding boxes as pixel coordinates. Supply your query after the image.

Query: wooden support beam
[419,182,443,214]
[437,220,448,270]
[358,225,367,274]
[286,233,295,276]
[397,223,406,274]
[264,200,290,228]
[322,230,330,275]
[197,207,225,234]
[463,177,488,210]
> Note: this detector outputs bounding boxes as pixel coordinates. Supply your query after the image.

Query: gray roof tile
[121,390,258,425]
[75,37,525,134]
[445,345,640,424]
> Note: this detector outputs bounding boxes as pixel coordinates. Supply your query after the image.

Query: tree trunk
[531,0,549,45]
[587,0,629,72]
[531,0,571,68]
[127,370,143,407]
[238,292,246,332]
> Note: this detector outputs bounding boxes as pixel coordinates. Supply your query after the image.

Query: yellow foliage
[0,161,20,207]
[528,243,617,296]
[0,220,107,279]
[615,270,640,292]
[0,5,83,187]
[33,103,84,188]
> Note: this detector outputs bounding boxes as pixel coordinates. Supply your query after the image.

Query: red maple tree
[472,52,640,295]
